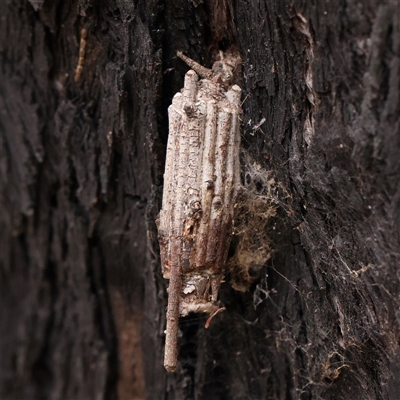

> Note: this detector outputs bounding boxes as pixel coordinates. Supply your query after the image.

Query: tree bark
[1,0,399,399]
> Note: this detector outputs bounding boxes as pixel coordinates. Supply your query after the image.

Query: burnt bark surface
[1,0,399,399]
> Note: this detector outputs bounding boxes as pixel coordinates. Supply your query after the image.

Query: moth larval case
[158,51,242,372]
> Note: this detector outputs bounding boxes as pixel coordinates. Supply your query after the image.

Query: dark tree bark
[1,0,399,399]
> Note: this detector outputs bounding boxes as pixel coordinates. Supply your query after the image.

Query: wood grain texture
[1,0,399,398]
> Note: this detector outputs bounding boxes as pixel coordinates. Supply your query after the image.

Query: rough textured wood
[1,0,399,399]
